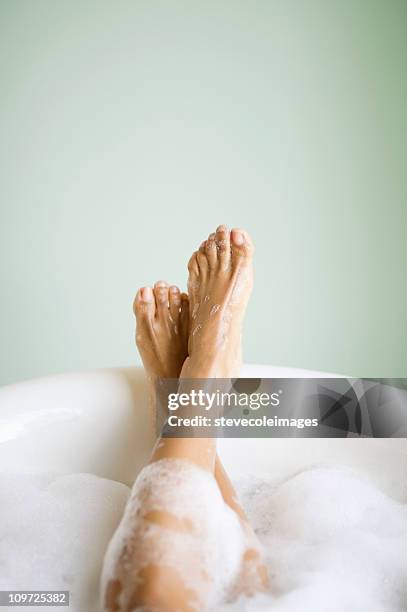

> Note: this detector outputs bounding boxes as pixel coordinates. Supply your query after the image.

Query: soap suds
[217,307,233,348]
[0,473,129,612]
[216,239,227,250]
[101,459,246,609]
[192,323,203,336]
[210,304,221,316]
[230,269,248,305]
[220,467,407,611]
[192,303,200,319]
[188,280,200,292]
[2,467,406,611]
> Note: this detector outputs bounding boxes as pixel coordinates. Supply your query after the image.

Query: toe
[180,292,189,338]
[187,252,199,277]
[215,225,231,271]
[205,232,217,269]
[197,241,209,278]
[230,228,254,263]
[134,287,155,348]
[187,252,201,295]
[153,281,169,318]
[169,285,181,322]
[133,286,155,319]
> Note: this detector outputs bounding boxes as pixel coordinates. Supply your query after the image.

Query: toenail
[170,286,179,294]
[231,230,244,246]
[141,287,153,302]
[216,224,228,232]
[155,280,167,287]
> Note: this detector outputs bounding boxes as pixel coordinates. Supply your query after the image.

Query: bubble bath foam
[1,465,406,611]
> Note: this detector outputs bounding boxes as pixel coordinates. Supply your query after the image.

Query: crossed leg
[101,226,268,611]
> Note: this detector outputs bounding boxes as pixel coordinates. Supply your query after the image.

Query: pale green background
[1,0,406,386]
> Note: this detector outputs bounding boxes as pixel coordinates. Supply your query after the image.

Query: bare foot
[182,225,254,379]
[133,281,189,379]
[133,281,189,430]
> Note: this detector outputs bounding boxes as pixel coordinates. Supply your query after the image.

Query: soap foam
[191,303,200,319]
[1,467,406,611]
[229,269,248,305]
[101,459,246,610]
[0,473,129,612]
[220,467,407,611]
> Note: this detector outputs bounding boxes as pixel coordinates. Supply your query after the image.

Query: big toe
[187,251,201,294]
[230,228,254,264]
[133,287,155,330]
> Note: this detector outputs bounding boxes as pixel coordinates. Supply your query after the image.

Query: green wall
[1,0,406,385]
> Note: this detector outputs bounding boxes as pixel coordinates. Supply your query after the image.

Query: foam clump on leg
[101,458,246,611]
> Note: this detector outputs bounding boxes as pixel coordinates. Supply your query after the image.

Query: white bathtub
[0,364,405,496]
